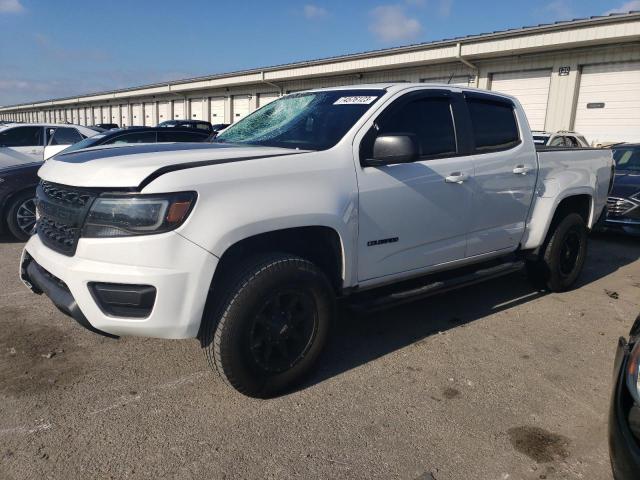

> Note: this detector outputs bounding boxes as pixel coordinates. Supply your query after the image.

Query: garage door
[209,97,225,123]
[144,103,155,126]
[420,75,474,87]
[258,92,279,108]
[574,62,640,144]
[490,69,551,131]
[158,102,170,122]
[173,100,185,120]
[232,96,250,123]
[132,103,143,125]
[83,107,91,125]
[93,107,101,125]
[189,98,203,120]
[111,105,120,126]
[121,106,130,127]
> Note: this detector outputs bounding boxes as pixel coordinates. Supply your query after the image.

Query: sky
[0,0,638,106]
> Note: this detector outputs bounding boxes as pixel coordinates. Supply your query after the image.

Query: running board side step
[348,260,525,313]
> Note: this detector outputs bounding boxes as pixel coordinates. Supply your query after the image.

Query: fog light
[89,282,156,318]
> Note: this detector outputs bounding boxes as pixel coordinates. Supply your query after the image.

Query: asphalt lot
[1,233,639,480]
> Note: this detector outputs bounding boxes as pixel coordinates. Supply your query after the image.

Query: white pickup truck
[20,83,614,397]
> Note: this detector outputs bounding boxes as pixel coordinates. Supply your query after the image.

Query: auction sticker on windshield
[333,96,378,105]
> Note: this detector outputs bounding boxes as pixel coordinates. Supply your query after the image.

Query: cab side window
[549,136,566,147]
[377,97,457,158]
[467,98,519,152]
[565,136,579,148]
[47,127,84,145]
[0,126,43,147]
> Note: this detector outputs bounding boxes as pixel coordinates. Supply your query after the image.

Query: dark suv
[0,128,211,241]
[602,144,640,236]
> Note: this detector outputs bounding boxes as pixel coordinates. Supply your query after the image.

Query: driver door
[355,90,474,282]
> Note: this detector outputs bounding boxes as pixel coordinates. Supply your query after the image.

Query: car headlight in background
[627,340,640,406]
[82,192,196,238]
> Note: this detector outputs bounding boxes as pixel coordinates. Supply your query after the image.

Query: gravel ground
[1,233,638,480]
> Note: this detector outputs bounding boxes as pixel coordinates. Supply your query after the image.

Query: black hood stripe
[138,152,305,189]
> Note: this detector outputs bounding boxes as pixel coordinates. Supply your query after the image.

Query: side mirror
[365,134,419,166]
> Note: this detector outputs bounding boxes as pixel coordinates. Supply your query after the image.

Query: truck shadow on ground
[300,234,640,391]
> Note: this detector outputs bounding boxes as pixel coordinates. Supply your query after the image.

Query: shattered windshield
[215,89,384,150]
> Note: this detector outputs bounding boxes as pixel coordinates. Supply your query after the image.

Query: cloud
[0,0,24,13]
[604,1,640,14]
[303,4,328,19]
[369,5,423,43]
[405,0,426,6]
[541,1,574,20]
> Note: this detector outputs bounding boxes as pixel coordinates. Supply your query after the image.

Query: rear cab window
[466,95,520,153]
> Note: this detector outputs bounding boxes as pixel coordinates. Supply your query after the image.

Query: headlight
[82,192,196,238]
[627,341,640,405]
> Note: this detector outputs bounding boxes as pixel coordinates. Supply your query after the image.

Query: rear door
[0,126,44,167]
[356,90,474,281]
[464,92,537,257]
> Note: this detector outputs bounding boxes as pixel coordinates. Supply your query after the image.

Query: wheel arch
[197,225,345,342]
[0,184,38,232]
[522,190,593,253]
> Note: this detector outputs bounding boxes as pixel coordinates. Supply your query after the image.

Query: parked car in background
[0,162,40,240]
[533,130,590,147]
[44,126,212,159]
[609,314,640,479]
[601,144,640,236]
[211,123,230,133]
[92,123,119,130]
[157,119,214,134]
[20,84,613,397]
[1,127,212,241]
[0,123,97,169]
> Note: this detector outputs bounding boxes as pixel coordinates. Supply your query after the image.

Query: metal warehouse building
[2,11,640,145]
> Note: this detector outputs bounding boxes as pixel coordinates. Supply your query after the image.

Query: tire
[202,254,335,398]
[5,190,37,241]
[526,213,588,292]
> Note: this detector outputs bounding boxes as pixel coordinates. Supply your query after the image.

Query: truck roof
[305,83,518,102]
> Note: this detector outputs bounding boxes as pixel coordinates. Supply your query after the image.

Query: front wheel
[526,213,588,292]
[6,190,37,241]
[203,254,334,398]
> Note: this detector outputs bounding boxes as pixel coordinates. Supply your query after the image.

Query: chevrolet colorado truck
[20,84,614,397]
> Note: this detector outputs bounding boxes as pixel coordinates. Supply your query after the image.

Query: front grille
[607,196,638,217]
[36,181,97,256]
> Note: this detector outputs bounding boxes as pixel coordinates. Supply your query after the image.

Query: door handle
[444,172,468,184]
[513,165,529,175]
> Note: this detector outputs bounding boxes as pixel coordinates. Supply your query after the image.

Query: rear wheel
[526,213,588,292]
[6,190,37,241]
[202,254,334,398]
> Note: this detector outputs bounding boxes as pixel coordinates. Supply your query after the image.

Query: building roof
[2,10,640,110]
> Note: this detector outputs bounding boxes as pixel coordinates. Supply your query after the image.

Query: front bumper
[609,337,640,479]
[21,232,218,339]
[601,219,640,236]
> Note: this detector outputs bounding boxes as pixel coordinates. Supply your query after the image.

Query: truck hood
[38,143,306,188]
